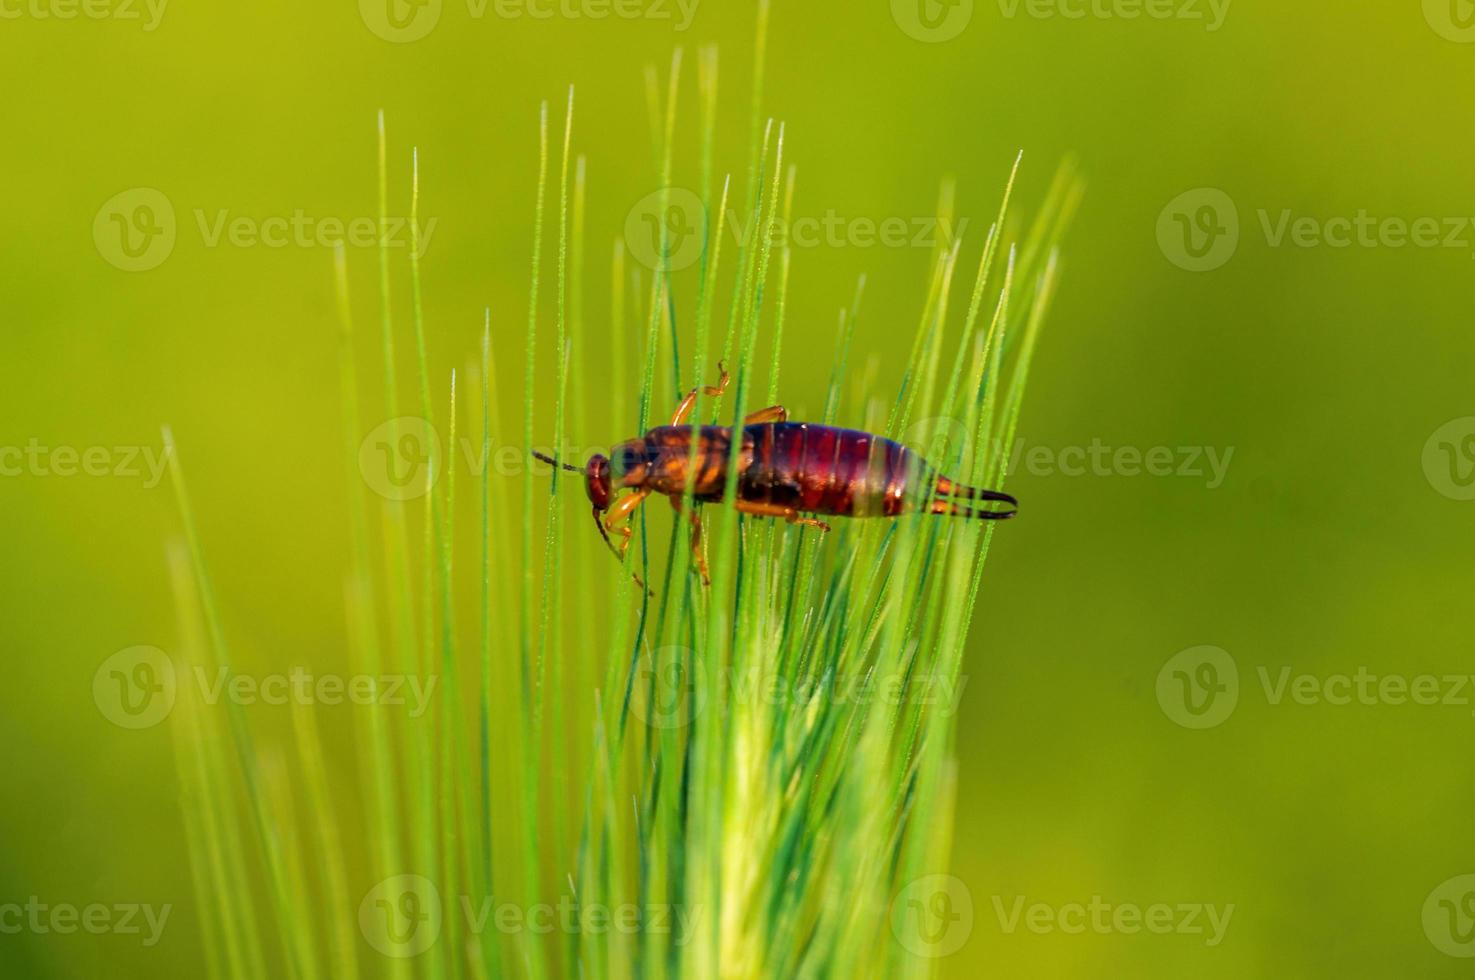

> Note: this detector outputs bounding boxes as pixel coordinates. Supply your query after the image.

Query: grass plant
[163,6,1078,976]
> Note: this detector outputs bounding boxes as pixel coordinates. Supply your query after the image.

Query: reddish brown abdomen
[739,422,921,517]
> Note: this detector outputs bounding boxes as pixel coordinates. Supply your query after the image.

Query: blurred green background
[4,1,1475,977]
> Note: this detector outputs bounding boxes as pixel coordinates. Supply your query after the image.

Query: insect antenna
[531,450,585,474]
[529,450,653,595]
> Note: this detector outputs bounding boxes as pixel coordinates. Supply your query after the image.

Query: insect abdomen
[639,422,1014,520]
[739,422,917,517]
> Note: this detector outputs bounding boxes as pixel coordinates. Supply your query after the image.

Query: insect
[533,363,1017,586]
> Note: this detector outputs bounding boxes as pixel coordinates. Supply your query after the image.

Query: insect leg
[669,496,710,585]
[669,360,730,425]
[603,489,653,558]
[743,404,788,424]
[733,499,831,533]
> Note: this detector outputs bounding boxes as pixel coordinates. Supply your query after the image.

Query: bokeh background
[5,1,1475,977]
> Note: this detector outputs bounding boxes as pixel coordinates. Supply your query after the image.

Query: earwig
[532,362,1017,588]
